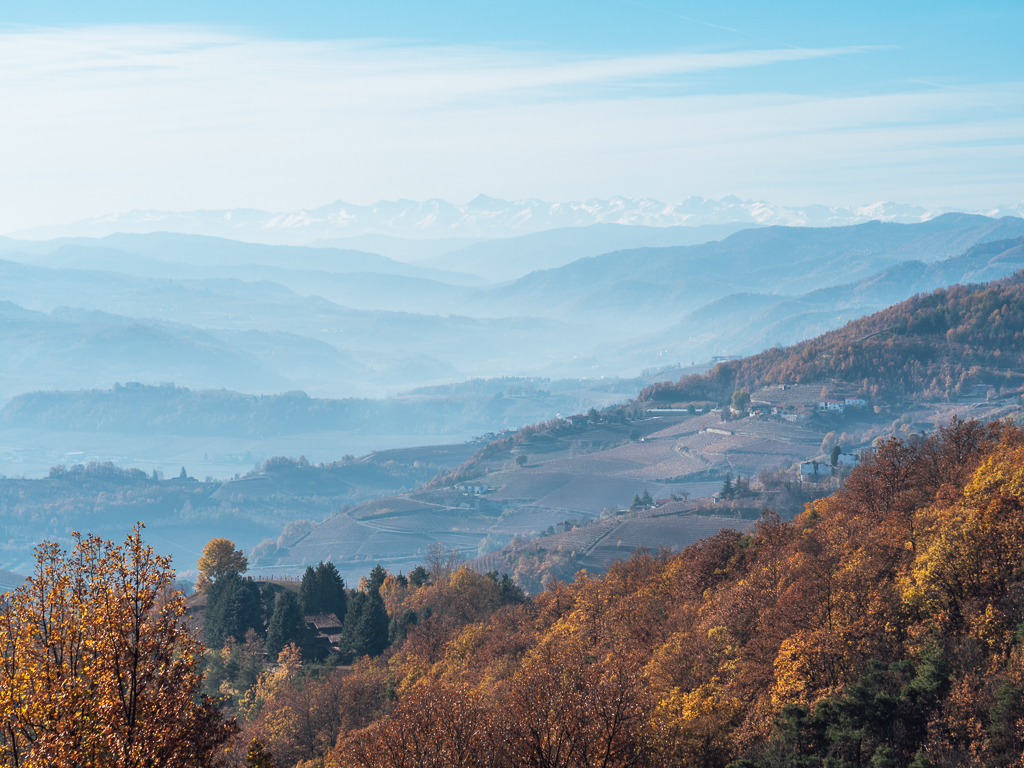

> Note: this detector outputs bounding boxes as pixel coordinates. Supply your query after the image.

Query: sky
[0,0,1022,232]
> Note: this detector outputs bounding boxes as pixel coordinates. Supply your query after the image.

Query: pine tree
[342,590,389,659]
[342,591,367,656]
[408,565,429,587]
[298,565,316,610]
[366,563,388,595]
[203,571,263,649]
[640,489,654,507]
[720,473,734,499]
[299,561,347,621]
[388,609,418,645]
[265,591,304,661]
[354,592,390,658]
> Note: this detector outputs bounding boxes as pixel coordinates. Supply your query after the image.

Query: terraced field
[260,398,1018,586]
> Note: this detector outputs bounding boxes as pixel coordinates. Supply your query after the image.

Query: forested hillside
[643,270,1024,405]
[195,417,1024,767]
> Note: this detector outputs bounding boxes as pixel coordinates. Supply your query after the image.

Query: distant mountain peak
[10,196,1023,246]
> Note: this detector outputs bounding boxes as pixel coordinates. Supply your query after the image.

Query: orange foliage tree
[0,525,236,767]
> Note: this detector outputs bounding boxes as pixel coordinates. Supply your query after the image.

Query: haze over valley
[2,201,1024,576]
[6,4,1024,764]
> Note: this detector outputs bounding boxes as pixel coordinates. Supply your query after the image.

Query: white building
[836,453,860,468]
[799,461,830,476]
[844,398,867,407]
[456,482,490,494]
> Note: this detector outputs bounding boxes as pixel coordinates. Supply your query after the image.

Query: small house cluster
[304,613,344,658]
[750,384,868,421]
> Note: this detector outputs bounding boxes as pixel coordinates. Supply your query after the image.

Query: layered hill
[0,379,636,439]
[604,233,1024,370]
[469,215,1024,328]
[642,268,1024,405]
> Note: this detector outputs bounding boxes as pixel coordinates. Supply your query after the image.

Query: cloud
[0,25,1018,231]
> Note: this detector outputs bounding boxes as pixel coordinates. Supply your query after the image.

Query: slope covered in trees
[197,417,1024,767]
[642,270,1024,405]
[12,417,1024,766]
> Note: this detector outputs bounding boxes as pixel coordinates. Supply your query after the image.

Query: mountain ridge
[12,195,1024,245]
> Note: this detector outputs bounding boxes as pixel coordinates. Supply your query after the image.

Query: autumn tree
[334,681,498,768]
[241,646,387,767]
[0,525,236,767]
[196,537,248,592]
[245,739,277,768]
[424,542,463,584]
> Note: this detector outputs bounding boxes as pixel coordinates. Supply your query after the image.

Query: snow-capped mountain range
[10,195,1024,245]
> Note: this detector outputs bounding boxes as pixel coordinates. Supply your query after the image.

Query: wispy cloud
[0,25,1018,231]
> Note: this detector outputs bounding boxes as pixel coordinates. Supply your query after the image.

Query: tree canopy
[196,537,248,591]
[299,560,348,620]
[0,526,236,767]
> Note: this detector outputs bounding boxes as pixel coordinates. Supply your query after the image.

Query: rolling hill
[641,268,1024,405]
[468,214,1024,328]
[610,234,1024,368]
[417,222,754,281]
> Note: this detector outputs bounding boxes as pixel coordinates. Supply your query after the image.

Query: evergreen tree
[353,591,389,658]
[408,565,429,588]
[265,590,304,661]
[366,563,388,595]
[179,466,188,479]
[486,570,526,604]
[342,590,389,659]
[203,570,263,649]
[630,493,642,511]
[298,565,316,608]
[831,444,842,467]
[720,473,734,499]
[640,489,654,507]
[388,609,417,645]
[342,591,367,656]
[299,561,347,621]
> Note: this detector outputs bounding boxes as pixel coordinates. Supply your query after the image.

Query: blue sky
[0,1,1021,230]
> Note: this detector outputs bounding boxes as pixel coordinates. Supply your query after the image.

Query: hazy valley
[4,214,1024,589]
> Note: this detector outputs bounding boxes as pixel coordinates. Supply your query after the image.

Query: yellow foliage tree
[0,525,236,767]
[196,537,249,592]
[903,442,1024,642]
